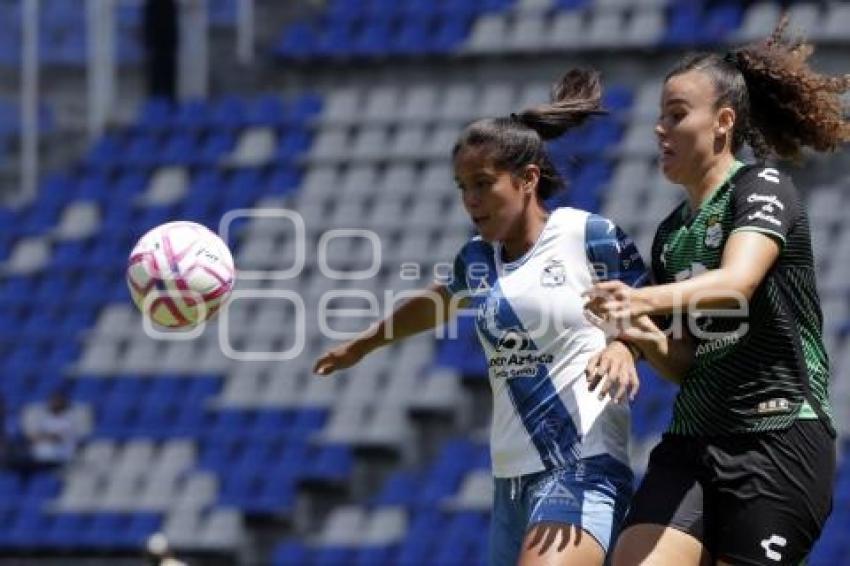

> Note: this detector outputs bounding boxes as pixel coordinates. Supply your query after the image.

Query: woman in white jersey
[314,69,647,565]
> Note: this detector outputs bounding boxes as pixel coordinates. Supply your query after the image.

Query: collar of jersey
[496,212,555,272]
[681,159,745,226]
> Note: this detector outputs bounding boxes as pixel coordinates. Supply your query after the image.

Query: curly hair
[452,69,605,200]
[667,17,850,161]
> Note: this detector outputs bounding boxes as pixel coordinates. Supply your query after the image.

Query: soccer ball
[127,221,235,328]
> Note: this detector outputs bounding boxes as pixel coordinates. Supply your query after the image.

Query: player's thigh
[520,456,633,564]
[612,524,711,566]
[614,435,711,565]
[519,522,604,566]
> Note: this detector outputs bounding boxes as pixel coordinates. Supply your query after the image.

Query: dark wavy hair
[452,68,605,200]
[667,17,850,161]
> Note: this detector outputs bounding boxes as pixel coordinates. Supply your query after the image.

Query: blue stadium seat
[124,134,162,167]
[209,0,237,27]
[0,472,23,499]
[396,510,442,565]
[304,444,354,484]
[392,19,432,55]
[352,20,394,57]
[258,477,297,511]
[85,134,124,168]
[400,0,441,20]
[46,513,89,548]
[158,132,199,165]
[266,165,302,197]
[275,22,319,60]
[372,470,420,506]
[70,378,107,404]
[355,546,394,566]
[247,95,287,127]
[210,96,248,130]
[139,98,174,130]
[116,1,142,27]
[315,20,357,59]
[198,132,237,165]
[127,513,161,546]
[186,375,223,400]
[289,93,323,123]
[209,410,252,441]
[273,541,310,566]
[430,15,473,53]
[326,0,365,24]
[664,2,702,47]
[174,99,212,130]
[8,508,53,548]
[315,546,354,566]
[292,408,328,433]
[701,3,742,44]
[250,410,290,439]
[83,513,129,548]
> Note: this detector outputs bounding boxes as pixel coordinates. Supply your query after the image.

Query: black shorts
[623,420,835,565]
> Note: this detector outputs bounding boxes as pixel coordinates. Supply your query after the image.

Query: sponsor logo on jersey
[704,215,723,249]
[747,193,785,210]
[694,327,745,356]
[760,534,786,562]
[541,259,567,287]
[746,193,784,227]
[756,398,791,415]
[747,210,782,227]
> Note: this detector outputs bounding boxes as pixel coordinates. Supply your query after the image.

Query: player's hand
[585,340,640,404]
[583,281,651,324]
[313,341,365,376]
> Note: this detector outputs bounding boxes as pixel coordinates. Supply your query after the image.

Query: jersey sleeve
[585,214,649,288]
[731,165,800,247]
[443,251,469,296]
[441,238,493,296]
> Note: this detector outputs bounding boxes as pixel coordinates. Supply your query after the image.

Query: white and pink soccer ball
[127,221,235,328]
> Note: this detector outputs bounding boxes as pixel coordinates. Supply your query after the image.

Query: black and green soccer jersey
[651,162,833,436]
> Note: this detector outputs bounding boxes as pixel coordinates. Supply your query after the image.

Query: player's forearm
[638,336,689,385]
[627,316,692,385]
[352,283,453,355]
[638,268,753,316]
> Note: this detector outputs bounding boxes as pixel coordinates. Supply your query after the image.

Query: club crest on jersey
[704,216,723,249]
[541,259,567,287]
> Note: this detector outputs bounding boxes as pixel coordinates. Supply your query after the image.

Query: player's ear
[716,106,735,140]
[521,164,540,194]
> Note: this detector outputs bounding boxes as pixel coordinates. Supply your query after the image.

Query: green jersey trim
[798,401,817,419]
[680,160,745,225]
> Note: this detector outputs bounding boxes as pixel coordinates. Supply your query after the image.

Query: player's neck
[684,153,738,212]
[501,206,549,263]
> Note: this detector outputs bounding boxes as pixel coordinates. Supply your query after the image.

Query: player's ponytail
[452,68,606,201]
[513,68,606,141]
[667,17,850,161]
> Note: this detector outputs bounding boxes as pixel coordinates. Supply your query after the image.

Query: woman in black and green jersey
[584,19,849,566]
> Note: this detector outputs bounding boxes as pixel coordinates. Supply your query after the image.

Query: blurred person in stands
[146,532,188,566]
[585,18,849,566]
[143,0,179,100]
[315,69,648,565]
[21,390,85,468]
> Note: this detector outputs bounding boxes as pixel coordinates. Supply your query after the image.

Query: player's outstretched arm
[313,283,461,376]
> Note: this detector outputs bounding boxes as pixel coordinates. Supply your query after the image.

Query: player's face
[454,149,527,243]
[656,70,726,186]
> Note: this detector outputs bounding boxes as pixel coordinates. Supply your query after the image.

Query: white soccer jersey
[445,207,648,478]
